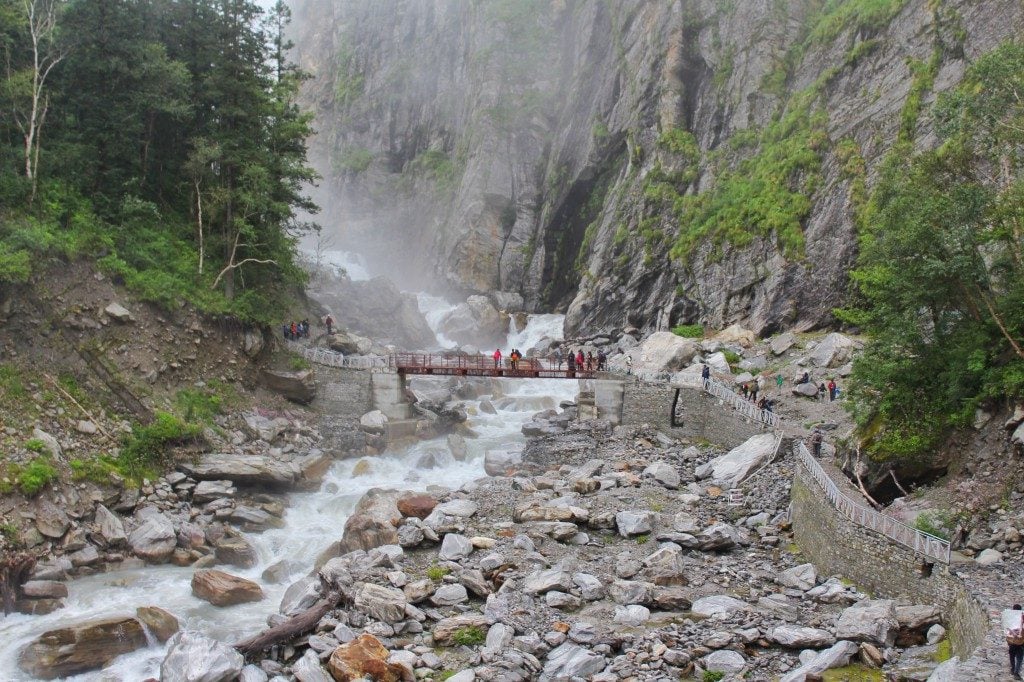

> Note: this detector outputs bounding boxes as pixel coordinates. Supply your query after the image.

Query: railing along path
[285,341,388,369]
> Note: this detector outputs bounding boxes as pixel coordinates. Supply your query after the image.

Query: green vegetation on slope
[0,0,317,325]
[841,41,1024,461]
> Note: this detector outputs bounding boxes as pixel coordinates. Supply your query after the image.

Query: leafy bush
[452,625,486,646]
[672,324,704,338]
[723,349,742,366]
[13,457,57,496]
[119,411,200,481]
[175,388,224,423]
[24,438,46,454]
[635,533,650,544]
[426,564,450,581]
[289,356,312,371]
[703,672,725,682]
[913,510,954,541]
[69,456,120,484]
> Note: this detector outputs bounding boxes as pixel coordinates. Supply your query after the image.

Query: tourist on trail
[302,319,310,338]
[290,321,298,339]
[764,398,774,413]
[586,351,594,371]
[625,354,632,375]
[750,382,759,403]
[818,382,827,401]
[756,396,766,410]
[325,314,334,335]
[776,373,784,393]
[554,347,564,369]
[1005,603,1024,678]
[810,429,823,458]
[828,379,837,402]
[597,350,607,371]
[576,350,585,369]
[797,370,810,385]
[282,324,290,340]
[493,348,502,369]
[510,349,519,371]
[741,383,749,400]
[701,364,710,383]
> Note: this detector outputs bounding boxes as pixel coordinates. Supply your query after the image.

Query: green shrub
[24,438,47,454]
[913,510,953,541]
[175,388,224,423]
[452,625,486,646]
[722,349,742,366]
[703,672,725,682]
[671,324,704,338]
[426,564,450,581]
[69,456,120,484]
[289,356,312,371]
[119,411,200,481]
[0,522,20,545]
[14,457,57,496]
[635,533,650,544]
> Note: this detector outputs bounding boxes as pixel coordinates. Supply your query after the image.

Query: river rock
[439,533,473,561]
[182,453,301,489]
[542,642,606,678]
[397,494,436,519]
[20,580,68,599]
[94,504,127,546]
[447,433,468,461]
[354,582,408,623]
[779,640,860,682]
[327,633,407,681]
[214,535,258,568]
[809,332,857,368]
[193,480,236,504]
[433,614,494,646]
[704,649,746,674]
[261,368,315,404]
[293,649,332,682]
[484,446,522,476]
[771,625,835,648]
[339,488,402,553]
[128,512,176,563]
[778,563,817,591]
[34,498,70,539]
[524,568,574,594]
[160,631,244,682]
[191,569,264,607]
[614,604,650,626]
[615,510,654,537]
[692,595,748,617]
[18,616,148,679]
[698,432,778,485]
[136,606,180,642]
[280,576,323,616]
[642,461,680,489]
[835,599,899,646]
[435,499,478,517]
[359,410,388,434]
[430,583,468,606]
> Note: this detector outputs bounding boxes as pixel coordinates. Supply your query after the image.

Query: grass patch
[722,349,742,367]
[437,672,457,681]
[934,637,951,662]
[175,387,224,424]
[0,522,20,546]
[913,510,954,541]
[69,456,120,485]
[118,411,201,483]
[635,533,650,545]
[821,664,885,681]
[426,564,450,582]
[24,438,47,454]
[289,355,312,371]
[672,324,704,338]
[703,672,725,682]
[451,625,486,646]
[8,457,58,496]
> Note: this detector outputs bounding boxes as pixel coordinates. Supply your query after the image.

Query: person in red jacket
[493,348,502,369]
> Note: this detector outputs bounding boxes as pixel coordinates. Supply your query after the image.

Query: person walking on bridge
[493,348,502,369]
[554,348,563,370]
[576,350,585,370]
[567,351,576,373]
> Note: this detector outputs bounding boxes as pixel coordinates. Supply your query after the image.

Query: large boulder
[779,640,859,682]
[327,634,408,681]
[809,332,857,368]
[34,497,69,538]
[484,446,523,476]
[181,453,301,489]
[432,614,493,646]
[770,332,797,355]
[633,332,700,374]
[771,625,835,648]
[715,324,756,348]
[835,599,899,646]
[136,606,180,642]
[18,617,148,679]
[339,488,402,553]
[94,504,127,546]
[160,631,244,682]
[697,433,777,485]
[191,570,263,607]
[128,512,177,563]
[353,583,408,623]
[359,410,388,434]
[261,369,315,404]
[542,642,607,679]
[439,295,508,348]
[328,330,373,355]
[692,595,748,617]
[488,291,525,312]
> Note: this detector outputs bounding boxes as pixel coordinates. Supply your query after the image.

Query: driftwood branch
[889,469,910,497]
[43,373,114,442]
[234,590,341,657]
[854,446,883,510]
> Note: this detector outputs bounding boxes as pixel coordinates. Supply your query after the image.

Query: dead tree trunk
[234,590,341,657]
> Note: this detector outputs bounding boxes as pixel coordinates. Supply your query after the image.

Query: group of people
[560,348,607,372]
[796,371,841,401]
[282,319,311,340]
[493,348,525,370]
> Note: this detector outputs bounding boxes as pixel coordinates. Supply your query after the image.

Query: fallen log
[234,590,341,657]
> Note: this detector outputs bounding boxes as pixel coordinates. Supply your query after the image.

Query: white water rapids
[0,376,576,680]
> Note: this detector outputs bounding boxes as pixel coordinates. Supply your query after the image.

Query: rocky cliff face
[289,0,1024,336]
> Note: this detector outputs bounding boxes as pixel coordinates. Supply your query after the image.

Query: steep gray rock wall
[290,0,1024,336]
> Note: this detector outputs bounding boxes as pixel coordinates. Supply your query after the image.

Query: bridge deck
[392,353,601,379]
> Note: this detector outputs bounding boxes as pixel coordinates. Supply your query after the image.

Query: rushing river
[0,283,573,681]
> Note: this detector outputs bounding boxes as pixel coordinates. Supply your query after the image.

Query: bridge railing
[793,440,951,563]
[285,341,388,369]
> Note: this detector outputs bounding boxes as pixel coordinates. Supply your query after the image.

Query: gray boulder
[260,369,315,404]
[779,641,859,682]
[438,533,474,561]
[633,332,700,374]
[181,454,301,489]
[701,433,778,485]
[692,595,747,617]
[354,583,408,623]
[439,296,507,348]
[524,568,573,595]
[771,625,835,648]
[778,563,817,591]
[94,504,127,546]
[642,461,680,489]
[484,447,523,476]
[542,642,606,678]
[128,513,176,563]
[615,510,654,537]
[770,332,797,355]
[703,649,746,674]
[160,631,244,682]
[809,332,857,368]
[835,599,899,646]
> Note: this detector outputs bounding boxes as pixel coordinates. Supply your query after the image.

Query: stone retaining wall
[791,467,989,662]
[620,382,769,449]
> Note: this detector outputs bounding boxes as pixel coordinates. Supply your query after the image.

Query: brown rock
[431,614,493,646]
[261,368,315,404]
[191,569,263,607]
[214,536,257,568]
[34,498,70,539]
[327,634,407,682]
[21,580,68,599]
[397,494,437,519]
[136,606,180,642]
[339,489,403,553]
[18,616,147,679]
[860,642,884,667]
[15,598,64,615]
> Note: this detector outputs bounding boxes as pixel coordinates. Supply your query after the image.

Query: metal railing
[285,341,388,369]
[794,440,951,564]
[702,377,782,429]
